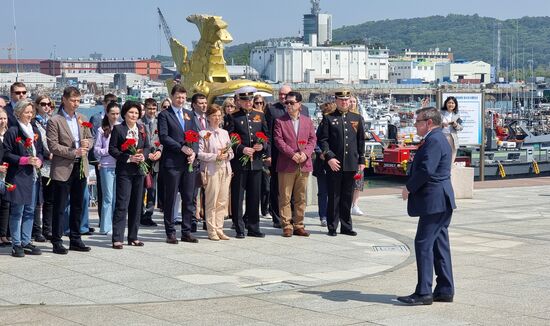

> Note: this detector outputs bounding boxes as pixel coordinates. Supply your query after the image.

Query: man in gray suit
[47,87,94,254]
[190,93,208,232]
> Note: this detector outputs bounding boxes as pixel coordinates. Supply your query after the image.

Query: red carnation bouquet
[0,162,15,192]
[121,138,150,174]
[184,130,199,172]
[297,139,307,176]
[79,121,93,178]
[255,131,268,144]
[17,136,41,177]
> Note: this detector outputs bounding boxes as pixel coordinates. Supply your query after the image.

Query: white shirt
[62,109,80,148]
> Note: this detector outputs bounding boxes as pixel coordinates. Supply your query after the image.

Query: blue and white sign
[442,92,483,146]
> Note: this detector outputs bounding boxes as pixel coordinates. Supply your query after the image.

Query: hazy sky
[1,0,549,59]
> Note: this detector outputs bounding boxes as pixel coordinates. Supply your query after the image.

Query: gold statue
[167,14,272,103]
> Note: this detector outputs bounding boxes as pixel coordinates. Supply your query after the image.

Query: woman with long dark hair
[108,101,150,249]
[94,101,121,235]
[441,96,463,163]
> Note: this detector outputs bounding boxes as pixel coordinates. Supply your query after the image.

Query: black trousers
[33,176,54,237]
[0,196,10,237]
[142,170,157,220]
[162,167,196,237]
[112,174,144,243]
[51,164,86,245]
[260,168,270,215]
[156,169,164,210]
[268,166,281,224]
[326,170,355,233]
[231,169,261,234]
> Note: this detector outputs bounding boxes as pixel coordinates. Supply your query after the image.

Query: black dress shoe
[166,235,179,244]
[341,230,357,236]
[140,219,158,227]
[34,234,46,242]
[235,233,245,239]
[181,235,199,243]
[44,233,53,241]
[433,294,454,302]
[327,230,337,236]
[69,242,91,252]
[397,293,433,305]
[247,231,265,238]
[52,243,68,255]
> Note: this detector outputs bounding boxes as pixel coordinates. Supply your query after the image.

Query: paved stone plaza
[1,177,550,325]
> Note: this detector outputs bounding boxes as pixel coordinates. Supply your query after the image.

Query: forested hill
[224,14,550,74]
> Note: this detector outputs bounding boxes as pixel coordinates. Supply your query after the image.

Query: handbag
[144,172,153,189]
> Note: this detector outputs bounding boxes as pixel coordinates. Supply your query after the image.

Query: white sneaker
[262,213,272,219]
[351,205,364,216]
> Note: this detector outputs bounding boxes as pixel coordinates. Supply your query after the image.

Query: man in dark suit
[225,86,270,238]
[316,88,365,237]
[398,106,456,305]
[265,85,309,228]
[157,85,199,244]
[140,98,162,226]
[46,87,94,254]
[5,82,27,128]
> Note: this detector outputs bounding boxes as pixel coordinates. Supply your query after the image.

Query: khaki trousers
[278,170,309,230]
[204,169,231,237]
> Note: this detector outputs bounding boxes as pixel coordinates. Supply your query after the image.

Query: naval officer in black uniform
[316,88,365,236]
[225,86,270,238]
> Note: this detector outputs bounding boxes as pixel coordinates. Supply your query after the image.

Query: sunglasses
[162,105,170,109]
[284,101,298,105]
[14,91,27,95]
[254,101,264,105]
[39,102,52,107]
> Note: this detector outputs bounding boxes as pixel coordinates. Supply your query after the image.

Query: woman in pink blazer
[198,104,234,241]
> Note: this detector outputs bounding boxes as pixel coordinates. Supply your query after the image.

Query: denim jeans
[99,167,115,234]
[9,180,38,247]
[64,184,90,234]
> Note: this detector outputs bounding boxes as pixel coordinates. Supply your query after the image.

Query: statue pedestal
[451,166,474,199]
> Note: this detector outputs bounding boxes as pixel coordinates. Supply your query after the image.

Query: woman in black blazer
[108,101,150,249]
[3,100,44,257]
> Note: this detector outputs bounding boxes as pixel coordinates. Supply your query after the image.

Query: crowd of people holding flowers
[0,81,367,257]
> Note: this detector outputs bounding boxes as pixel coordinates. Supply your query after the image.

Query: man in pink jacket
[273,91,316,237]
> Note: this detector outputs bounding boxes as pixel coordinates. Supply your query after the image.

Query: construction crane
[1,44,23,60]
[157,7,173,45]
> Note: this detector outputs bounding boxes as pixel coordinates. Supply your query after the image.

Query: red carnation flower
[121,138,137,152]
[15,137,22,143]
[154,141,161,148]
[255,131,268,143]
[7,183,16,192]
[184,130,199,144]
[81,121,93,129]
[24,138,33,148]
[354,173,362,181]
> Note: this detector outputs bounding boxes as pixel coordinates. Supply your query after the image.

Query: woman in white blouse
[198,104,234,241]
[441,96,463,163]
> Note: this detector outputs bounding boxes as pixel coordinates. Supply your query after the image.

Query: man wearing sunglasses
[265,85,309,229]
[6,82,28,128]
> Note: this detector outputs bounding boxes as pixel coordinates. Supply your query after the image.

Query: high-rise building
[302,0,332,46]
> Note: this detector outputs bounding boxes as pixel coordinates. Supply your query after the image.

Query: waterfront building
[250,41,389,84]
[40,58,162,80]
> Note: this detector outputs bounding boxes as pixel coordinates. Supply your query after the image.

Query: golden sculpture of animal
[167,14,272,103]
